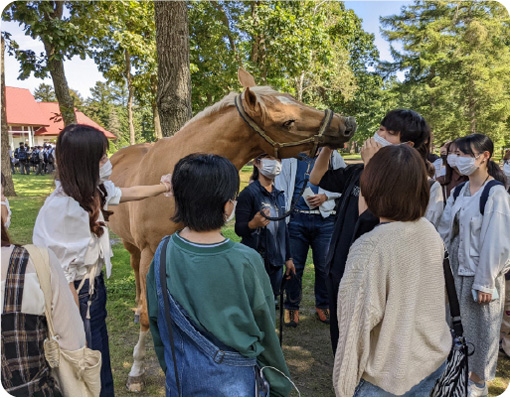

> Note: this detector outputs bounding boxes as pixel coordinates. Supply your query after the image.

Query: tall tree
[1,35,15,196]
[78,1,159,144]
[2,1,87,125]
[34,83,57,102]
[381,1,510,148]
[155,1,192,136]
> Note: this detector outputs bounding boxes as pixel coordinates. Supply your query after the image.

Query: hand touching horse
[108,68,356,391]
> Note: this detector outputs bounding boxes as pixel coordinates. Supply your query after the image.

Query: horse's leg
[126,247,153,392]
[123,240,141,323]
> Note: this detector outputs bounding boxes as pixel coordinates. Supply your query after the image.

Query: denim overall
[154,237,270,397]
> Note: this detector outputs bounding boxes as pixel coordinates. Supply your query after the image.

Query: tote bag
[26,244,102,397]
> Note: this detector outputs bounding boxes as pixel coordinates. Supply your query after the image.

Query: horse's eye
[283,120,295,128]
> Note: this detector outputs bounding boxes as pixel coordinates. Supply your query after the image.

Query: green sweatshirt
[147,232,292,397]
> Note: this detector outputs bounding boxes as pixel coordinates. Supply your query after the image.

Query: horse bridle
[234,94,334,159]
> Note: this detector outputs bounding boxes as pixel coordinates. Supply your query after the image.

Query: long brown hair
[1,221,11,247]
[56,124,112,237]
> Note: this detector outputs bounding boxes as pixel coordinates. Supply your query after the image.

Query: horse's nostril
[344,116,357,136]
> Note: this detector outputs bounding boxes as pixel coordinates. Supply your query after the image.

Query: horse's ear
[243,87,259,114]
[238,67,256,88]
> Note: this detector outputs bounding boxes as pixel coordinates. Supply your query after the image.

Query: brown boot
[284,309,299,327]
[315,308,330,324]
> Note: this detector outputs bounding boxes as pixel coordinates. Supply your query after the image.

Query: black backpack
[17,148,27,161]
[452,180,504,215]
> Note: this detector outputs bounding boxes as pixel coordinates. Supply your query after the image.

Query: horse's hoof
[134,314,139,324]
[126,374,144,392]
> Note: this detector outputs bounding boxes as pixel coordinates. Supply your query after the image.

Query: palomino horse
[108,69,356,391]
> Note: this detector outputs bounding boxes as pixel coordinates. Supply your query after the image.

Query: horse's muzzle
[344,116,357,137]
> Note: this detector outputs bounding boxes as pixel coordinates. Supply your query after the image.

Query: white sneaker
[468,380,488,397]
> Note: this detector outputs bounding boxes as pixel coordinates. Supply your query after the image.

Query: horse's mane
[183,86,279,127]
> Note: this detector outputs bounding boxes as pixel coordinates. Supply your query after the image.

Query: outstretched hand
[160,174,173,197]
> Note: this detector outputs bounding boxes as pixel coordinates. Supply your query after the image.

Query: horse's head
[237,68,357,158]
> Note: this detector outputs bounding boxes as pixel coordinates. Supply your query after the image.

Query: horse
[108,68,357,391]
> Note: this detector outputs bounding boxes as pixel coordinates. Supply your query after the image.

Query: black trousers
[327,273,342,355]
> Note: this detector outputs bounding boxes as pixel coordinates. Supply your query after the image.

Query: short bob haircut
[171,153,239,232]
[360,145,429,222]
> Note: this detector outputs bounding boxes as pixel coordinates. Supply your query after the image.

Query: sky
[2,0,509,99]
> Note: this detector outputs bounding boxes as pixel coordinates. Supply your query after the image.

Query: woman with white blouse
[33,124,171,397]
[438,134,510,397]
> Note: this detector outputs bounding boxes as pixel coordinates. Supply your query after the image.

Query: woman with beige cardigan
[333,145,451,397]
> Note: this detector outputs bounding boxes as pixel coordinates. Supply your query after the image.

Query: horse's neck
[172,108,264,169]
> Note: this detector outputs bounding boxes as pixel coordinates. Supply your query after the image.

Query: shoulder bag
[430,251,471,397]
[26,244,102,397]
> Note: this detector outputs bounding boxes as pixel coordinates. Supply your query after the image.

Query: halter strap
[234,94,334,158]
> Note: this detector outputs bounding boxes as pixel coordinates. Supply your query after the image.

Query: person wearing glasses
[438,134,510,397]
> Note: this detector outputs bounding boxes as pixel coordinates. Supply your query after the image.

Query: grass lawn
[5,173,509,397]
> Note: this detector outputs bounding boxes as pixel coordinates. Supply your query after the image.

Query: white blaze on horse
[108,68,356,391]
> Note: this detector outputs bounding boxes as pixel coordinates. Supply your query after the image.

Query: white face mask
[259,159,282,179]
[447,154,457,169]
[456,156,480,176]
[99,159,113,183]
[373,132,394,147]
[503,162,510,177]
[225,200,237,223]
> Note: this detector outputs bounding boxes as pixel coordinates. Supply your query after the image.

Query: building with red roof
[5,86,116,149]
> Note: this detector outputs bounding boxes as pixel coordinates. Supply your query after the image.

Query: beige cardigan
[333,218,451,396]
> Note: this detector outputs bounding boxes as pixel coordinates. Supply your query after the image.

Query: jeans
[20,161,30,175]
[153,242,269,397]
[353,361,446,397]
[265,262,283,298]
[285,212,335,310]
[75,273,114,397]
[35,163,44,175]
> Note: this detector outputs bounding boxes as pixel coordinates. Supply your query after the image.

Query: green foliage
[2,1,90,80]
[381,1,510,149]
[34,83,56,102]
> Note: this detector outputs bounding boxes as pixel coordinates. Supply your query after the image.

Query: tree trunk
[1,36,16,196]
[125,49,136,145]
[296,72,305,102]
[152,102,163,140]
[151,76,162,140]
[154,1,192,137]
[42,2,76,126]
[212,2,242,66]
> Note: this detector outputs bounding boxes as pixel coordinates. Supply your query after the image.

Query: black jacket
[235,180,291,267]
[319,164,379,280]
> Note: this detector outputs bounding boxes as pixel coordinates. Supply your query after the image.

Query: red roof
[5,87,49,127]
[5,86,116,139]
[34,102,117,139]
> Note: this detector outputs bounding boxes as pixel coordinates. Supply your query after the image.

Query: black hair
[56,124,111,237]
[250,154,269,182]
[381,109,431,160]
[455,133,506,183]
[172,153,240,232]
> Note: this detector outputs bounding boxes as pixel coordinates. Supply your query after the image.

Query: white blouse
[1,245,86,351]
[33,181,122,283]
[1,197,11,229]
